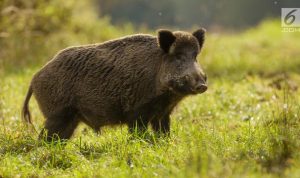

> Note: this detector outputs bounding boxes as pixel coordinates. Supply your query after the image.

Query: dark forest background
[97,0,300,29]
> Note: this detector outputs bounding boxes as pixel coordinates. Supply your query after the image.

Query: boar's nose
[194,83,207,93]
[191,71,207,93]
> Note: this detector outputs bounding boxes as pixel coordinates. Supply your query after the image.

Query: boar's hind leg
[151,115,170,135]
[39,107,79,142]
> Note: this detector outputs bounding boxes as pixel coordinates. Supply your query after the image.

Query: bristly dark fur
[22,29,207,141]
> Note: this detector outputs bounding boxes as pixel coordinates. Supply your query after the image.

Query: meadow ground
[0,21,300,177]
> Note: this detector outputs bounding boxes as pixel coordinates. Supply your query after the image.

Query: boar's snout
[167,71,207,95]
[190,71,207,94]
[193,82,207,93]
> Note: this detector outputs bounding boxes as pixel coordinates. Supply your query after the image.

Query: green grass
[0,20,300,177]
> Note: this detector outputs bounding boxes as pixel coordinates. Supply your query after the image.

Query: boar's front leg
[151,115,170,135]
[127,117,149,135]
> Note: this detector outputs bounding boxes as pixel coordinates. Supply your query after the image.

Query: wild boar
[22,29,207,141]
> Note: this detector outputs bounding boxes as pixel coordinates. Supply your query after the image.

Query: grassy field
[0,20,300,177]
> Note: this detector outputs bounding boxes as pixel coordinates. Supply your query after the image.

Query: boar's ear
[157,29,176,53]
[192,28,206,50]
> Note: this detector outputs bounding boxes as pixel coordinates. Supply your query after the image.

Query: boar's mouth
[167,80,207,95]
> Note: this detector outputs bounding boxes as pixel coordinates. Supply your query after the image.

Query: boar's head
[157,28,207,95]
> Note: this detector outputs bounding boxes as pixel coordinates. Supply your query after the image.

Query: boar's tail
[22,85,33,124]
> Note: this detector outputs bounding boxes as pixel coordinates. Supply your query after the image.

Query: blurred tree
[0,0,131,71]
[0,0,74,36]
[0,0,75,70]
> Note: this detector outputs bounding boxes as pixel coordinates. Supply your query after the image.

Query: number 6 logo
[284,9,297,25]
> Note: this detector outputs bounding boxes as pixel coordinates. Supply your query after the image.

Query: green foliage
[0,0,133,73]
[0,0,73,34]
